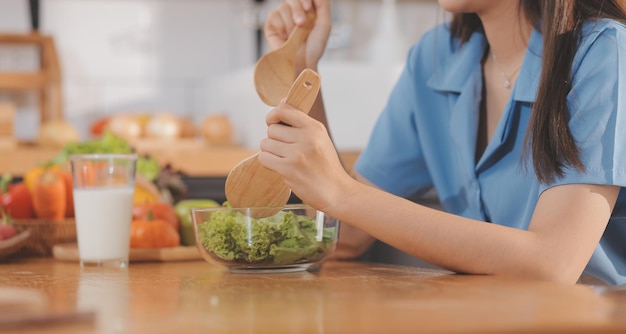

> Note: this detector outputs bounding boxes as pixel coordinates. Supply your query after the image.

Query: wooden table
[1,258,625,333]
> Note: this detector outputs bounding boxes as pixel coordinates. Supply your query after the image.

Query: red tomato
[1,182,35,219]
[90,117,110,138]
[132,203,179,231]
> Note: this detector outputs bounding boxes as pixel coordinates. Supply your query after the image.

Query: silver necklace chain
[490,51,522,89]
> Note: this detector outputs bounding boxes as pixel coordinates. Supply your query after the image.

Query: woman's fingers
[262,101,324,159]
[264,0,330,69]
[312,0,331,26]
[267,123,299,143]
[259,136,288,159]
[286,0,308,24]
[266,100,311,127]
[265,4,292,49]
[299,0,313,11]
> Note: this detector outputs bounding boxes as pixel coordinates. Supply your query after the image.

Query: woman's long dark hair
[450,1,626,184]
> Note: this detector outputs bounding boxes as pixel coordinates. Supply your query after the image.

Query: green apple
[174,199,220,246]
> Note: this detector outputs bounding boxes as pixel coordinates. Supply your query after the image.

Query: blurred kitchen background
[0,0,443,151]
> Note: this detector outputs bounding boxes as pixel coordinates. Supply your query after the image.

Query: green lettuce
[50,131,160,182]
[52,131,133,164]
[197,209,336,265]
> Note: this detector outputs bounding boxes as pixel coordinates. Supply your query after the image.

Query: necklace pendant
[504,80,511,89]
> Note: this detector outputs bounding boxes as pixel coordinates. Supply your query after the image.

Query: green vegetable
[49,131,160,182]
[197,209,336,265]
[174,199,221,246]
[136,156,160,182]
[51,131,133,164]
[1,173,12,193]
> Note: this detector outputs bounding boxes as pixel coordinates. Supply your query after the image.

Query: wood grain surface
[1,258,625,333]
[52,244,201,262]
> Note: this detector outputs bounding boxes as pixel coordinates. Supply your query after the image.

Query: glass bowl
[191,204,339,273]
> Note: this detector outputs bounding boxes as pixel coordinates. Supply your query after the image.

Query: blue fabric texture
[355,19,626,285]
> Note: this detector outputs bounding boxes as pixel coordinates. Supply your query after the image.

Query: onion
[38,119,80,148]
[145,113,182,139]
[107,114,143,141]
[201,114,234,145]
[179,117,197,138]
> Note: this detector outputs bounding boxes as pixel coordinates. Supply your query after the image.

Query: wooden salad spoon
[225,69,321,218]
[254,9,316,106]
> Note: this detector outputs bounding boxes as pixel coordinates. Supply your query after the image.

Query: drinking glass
[70,154,137,268]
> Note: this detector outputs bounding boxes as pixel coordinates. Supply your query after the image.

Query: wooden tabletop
[1,258,625,333]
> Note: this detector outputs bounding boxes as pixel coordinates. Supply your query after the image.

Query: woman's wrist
[297,63,319,74]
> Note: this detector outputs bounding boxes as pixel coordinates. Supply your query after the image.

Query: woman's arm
[333,179,618,284]
[264,0,330,73]
[265,0,377,260]
[259,101,620,284]
[330,170,377,260]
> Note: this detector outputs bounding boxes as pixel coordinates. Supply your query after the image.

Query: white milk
[73,187,134,264]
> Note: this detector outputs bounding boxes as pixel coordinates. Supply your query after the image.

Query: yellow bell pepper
[24,164,60,194]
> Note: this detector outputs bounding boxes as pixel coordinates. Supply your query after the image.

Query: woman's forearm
[325,179,615,284]
[308,89,330,133]
[305,89,380,258]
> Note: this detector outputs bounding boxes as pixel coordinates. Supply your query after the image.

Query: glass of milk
[70,154,137,269]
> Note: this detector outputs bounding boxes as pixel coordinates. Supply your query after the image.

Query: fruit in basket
[132,202,179,231]
[32,169,66,220]
[130,212,180,248]
[0,183,35,219]
[0,227,17,241]
[1,174,35,219]
[24,165,60,194]
[0,208,17,241]
[0,224,17,241]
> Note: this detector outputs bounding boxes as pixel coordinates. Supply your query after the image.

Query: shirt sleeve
[540,21,626,192]
[354,32,437,198]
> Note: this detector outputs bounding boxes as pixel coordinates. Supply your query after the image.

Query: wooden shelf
[0,73,46,90]
[0,32,63,123]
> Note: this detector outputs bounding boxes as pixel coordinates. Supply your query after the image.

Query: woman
[259,0,626,285]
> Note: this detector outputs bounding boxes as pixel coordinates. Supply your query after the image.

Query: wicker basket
[13,219,77,257]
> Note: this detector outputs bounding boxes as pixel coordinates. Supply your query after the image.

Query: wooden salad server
[253,9,316,106]
[225,69,321,217]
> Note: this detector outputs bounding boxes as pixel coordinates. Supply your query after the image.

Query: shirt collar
[426,26,543,104]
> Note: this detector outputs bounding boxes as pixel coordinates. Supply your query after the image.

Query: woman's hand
[264,0,331,71]
[258,99,354,212]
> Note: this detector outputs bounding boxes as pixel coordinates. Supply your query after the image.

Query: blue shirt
[355,19,626,285]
